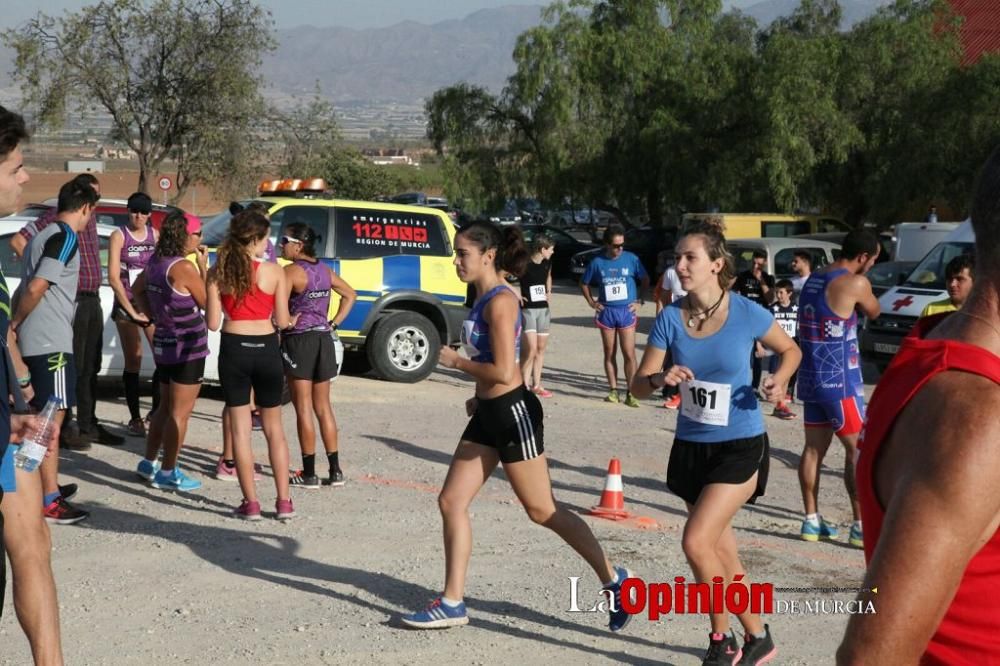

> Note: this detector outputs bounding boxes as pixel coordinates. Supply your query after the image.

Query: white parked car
[0,218,227,382]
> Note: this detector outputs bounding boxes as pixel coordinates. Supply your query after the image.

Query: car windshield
[201,200,267,246]
[867,262,914,289]
[902,241,974,290]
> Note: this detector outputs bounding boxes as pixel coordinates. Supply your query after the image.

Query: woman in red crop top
[206,210,295,521]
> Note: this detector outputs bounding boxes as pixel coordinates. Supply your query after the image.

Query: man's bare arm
[838,374,1000,664]
[9,232,27,258]
[11,277,50,330]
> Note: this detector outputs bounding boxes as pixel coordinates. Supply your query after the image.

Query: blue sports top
[461,284,522,364]
[648,294,774,442]
[582,251,648,306]
[796,269,865,402]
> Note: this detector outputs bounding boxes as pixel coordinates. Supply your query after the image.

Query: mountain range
[1,1,887,107]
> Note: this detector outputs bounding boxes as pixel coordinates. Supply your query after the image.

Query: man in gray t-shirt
[11,178,96,526]
[17,221,79,357]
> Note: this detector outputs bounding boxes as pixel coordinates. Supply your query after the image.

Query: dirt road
[1,285,868,665]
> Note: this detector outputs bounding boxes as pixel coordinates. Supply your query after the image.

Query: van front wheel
[367,311,441,383]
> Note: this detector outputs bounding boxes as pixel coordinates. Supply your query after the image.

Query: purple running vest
[145,255,209,364]
[119,224,156,300]
[287,259,332,335]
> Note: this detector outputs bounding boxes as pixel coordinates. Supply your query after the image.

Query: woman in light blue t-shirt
[629,218,801,665]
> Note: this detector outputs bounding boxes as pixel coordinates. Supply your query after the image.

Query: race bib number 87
[604,283,627,302]
[679,379,732,427]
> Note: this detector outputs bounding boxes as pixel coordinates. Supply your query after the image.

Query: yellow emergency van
[681,213,848,239]
[201,179,467,382]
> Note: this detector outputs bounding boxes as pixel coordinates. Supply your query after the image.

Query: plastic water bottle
[13,396,63,472]
[332,329,344,381]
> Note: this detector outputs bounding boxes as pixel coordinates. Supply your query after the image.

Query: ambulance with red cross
[860,220,975,372]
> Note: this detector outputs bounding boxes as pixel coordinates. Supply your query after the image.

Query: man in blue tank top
[796,229,881,549]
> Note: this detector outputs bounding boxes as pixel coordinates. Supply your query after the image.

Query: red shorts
[804,395,866,436]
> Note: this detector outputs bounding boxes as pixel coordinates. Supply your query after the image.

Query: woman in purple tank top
[132,211,209,493]
[108,192,159,435]
[279,223,356,488]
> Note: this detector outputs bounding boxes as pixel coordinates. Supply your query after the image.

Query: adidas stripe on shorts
[460,385,545,463]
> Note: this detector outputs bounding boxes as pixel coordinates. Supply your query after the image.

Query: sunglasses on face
[129,209,151,215]
[280,235,303,245]
[190,230,202,237]
[610,243,625,250]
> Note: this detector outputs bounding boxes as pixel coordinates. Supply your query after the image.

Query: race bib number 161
[679,379,732,427]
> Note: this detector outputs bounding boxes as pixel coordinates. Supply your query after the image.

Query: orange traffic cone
[588,458,631,520]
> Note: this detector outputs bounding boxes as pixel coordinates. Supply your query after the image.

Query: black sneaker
[703,631,742,666]
[59,483,78,501]
[737,625,777,665]
[324,468,345,487]
[289,470,321,489]
[43,497,90,525]
[61,423,92,452]
[83,423,125,447]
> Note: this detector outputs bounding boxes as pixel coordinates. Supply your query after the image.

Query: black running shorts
[23,352,76,411]
[219,332,284,408]
[461,385,544,464]
[155,357,206,385]
[281,330,339,382]
[666,434,770,506]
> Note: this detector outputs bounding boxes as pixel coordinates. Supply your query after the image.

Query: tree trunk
[136,153,149,195]
[646,185,664,228]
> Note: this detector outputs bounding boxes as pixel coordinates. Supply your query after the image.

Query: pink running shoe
[234,499,262,521]
[662,395,681,410]
[532,386,554,398]
[276,498,295,521]
[215,458,263,482]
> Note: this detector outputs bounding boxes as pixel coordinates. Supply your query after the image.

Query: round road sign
[158,176,173,191]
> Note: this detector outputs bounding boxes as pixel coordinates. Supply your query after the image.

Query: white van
[892,222,960,262]
[860,220,975,370]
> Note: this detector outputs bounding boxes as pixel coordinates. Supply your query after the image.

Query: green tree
[819,0,963,225]
[318,148,401,201]
[4,0,275,199]
[750,0,861,212]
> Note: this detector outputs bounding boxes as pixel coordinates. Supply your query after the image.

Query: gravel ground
[1,285,872,665]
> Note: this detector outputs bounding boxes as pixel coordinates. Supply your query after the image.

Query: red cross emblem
[892,295,914,311]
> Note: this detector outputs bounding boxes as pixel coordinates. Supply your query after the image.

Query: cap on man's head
[127,192,152,214]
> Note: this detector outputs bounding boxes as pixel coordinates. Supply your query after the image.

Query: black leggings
[219,332,284,408]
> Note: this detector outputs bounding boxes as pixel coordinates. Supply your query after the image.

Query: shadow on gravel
[75,504,682,664]
[58,447,234,515]
[741,500,803,523]
[363,435,689,520]
[738,524,867,554]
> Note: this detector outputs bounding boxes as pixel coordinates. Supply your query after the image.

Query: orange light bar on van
[258,177,329,195]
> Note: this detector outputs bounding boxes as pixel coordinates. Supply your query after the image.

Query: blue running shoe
[849,523,863,549]
[800,519,838,542]
[604,566,636,632]
[151,468,202,492]
[400,597,469,629]
[136,459,161,482]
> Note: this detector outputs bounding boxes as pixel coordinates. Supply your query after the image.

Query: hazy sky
[1,0,750,30]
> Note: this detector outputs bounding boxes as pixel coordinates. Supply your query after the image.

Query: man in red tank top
[837,146,1000,665]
